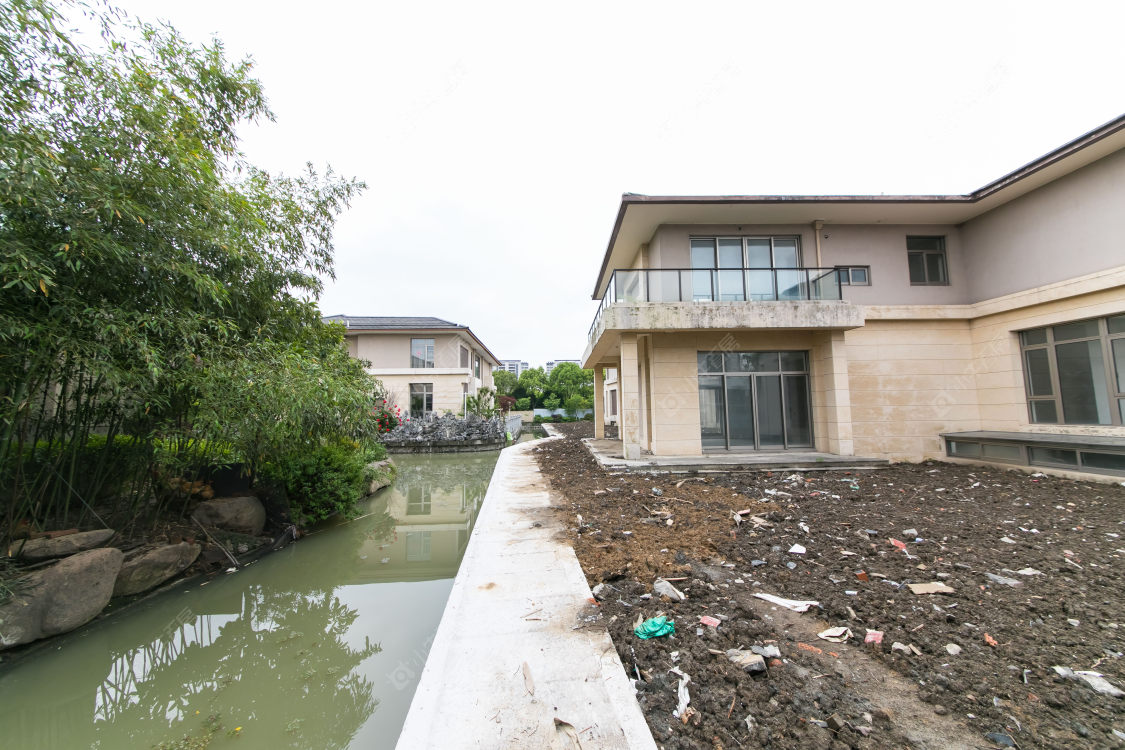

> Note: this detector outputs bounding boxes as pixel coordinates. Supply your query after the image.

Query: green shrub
[515,398,531,411]
[264,439,371,525]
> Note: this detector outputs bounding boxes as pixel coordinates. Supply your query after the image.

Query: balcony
[587,267,861,352]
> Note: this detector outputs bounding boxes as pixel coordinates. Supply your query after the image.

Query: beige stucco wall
[845,319,981,461]
[378,373,471,415]
[961,148,1125,302]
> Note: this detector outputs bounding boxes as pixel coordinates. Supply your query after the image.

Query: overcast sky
[113,0,1125,367]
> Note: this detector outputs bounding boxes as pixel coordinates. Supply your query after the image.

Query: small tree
[497,395,516,413]
[542,394,561,411]
[515,397,531,411]
[492,369,517,396]
[465,387,498,418]
[564,394,590,419]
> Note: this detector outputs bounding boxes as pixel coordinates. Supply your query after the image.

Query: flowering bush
[372,400,402,433]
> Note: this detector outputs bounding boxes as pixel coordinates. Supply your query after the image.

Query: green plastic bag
[634,615,675,639]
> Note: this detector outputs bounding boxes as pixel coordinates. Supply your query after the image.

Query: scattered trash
[827,714,847,732]
[699,615,720,628]
[651,487,663,496]
[945,643,962,655]
[654,578,687,602]
[788,543,806,554]
[786,561,797,570]
[726,649,767,673]
[907,581,955,595]
[889,538,907,550]
[902,528,918,537]
[634,616,675,639]
[891,642,911,655]
[1053,666,1125,697]
[669,666,691,718]
[1000,536,1017,544]
[751,644,781,658]
[744,713,755,731]
[1067,618,1080,627]
[985,732,1016,747]
[1015,568,1043,576]
[985,573,1022,587]
[817,626,852,643]
[591,583,609,600]
[855,570,869,582]
[753,592,820,612]
[984,633,999,647]
[864,630,884,645]
[798,522,810,534]
[751,559,766,567]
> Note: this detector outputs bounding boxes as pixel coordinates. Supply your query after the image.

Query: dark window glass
[783,375,812,446]
[907,253,927,283]
[698,352,723,373]
[850,267,869,284]
[718,239,742,268]
[1053,319,1100,341]
[1113,338,1125,393]
[1029,447,1078,466]
[1056,340,1110,424]
[1030,400,1058,424]
[780,352,808,372]
[745,239,772,268]
[1109,315,1125,334]
[982,443,1022,460]
[1081,452,1125,471]
[948,440,981,457]
[410,383,433,418]
[1020,328,1047,346]
[1024,349,1053,396]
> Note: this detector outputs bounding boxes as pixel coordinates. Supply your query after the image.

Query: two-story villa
[325,316,499,418]
[582,115,1125,478]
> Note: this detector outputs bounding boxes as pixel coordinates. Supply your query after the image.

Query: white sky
[112,0,1125,367]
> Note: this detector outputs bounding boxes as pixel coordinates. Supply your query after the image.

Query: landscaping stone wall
[382,413,509,453]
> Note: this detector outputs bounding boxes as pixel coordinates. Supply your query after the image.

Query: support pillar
[593,365,605,439]
[817,330,854,456]
[620,334,642,460]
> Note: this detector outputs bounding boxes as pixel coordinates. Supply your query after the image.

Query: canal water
[0,450,501,749]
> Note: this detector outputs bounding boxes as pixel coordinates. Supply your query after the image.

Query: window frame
[835,265,871,286]
[410,338,436,369]
[689,235,804,269]
[906,236,948,286]
[1018,314,1125,426]
[409,382,434,419]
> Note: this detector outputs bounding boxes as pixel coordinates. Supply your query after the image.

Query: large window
[473,354,481,379]
[460,345,470,368]
[689,236,804,302]
[906,236,948,285]
[1019,315,1125,425]
[409,383,433,418]
[411,338,435,368]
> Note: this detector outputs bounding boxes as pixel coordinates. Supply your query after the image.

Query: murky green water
[0,450,500,749]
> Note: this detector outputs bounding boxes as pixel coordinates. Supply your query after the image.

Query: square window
[411,338,435,368]
[906,237,948,285]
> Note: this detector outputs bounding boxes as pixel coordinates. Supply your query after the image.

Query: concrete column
[620,335,642,460]
[819,330,854,456]
[593,365,606,439]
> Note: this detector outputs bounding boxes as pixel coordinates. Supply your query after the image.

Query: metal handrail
[588,267,845,341]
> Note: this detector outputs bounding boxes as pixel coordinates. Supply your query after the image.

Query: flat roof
[592,113,1125,298]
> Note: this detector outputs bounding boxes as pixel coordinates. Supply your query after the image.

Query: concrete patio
[583,437,889,473]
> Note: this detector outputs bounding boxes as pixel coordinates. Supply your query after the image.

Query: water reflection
[0,450,498,749]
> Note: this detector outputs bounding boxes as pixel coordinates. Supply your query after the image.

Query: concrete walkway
[395,439,656,750]
[584,437,889,473]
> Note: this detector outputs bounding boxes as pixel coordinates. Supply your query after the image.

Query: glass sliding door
[725,376,755,448]
[755,375,785,448]
[698,350,813,450]
[698,375,727,448]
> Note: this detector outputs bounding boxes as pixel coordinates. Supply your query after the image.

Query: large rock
[8,528,116,561]
[113,542,201,597]
[0,547,123,650]
[367,459,395,494]
[192,495,266,536]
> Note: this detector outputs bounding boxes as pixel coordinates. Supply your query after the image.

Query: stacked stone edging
[382,413,509,454]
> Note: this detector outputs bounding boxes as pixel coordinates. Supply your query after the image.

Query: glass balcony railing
[588,267,844,341]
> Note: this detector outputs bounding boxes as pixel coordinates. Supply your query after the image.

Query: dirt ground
[537,424,1125,749]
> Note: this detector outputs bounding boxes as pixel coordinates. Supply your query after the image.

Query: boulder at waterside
[191,496,266,536]
[113,542,201,597]
[367,459,395,494]
[0,547,123,650]
[8,528,116,561]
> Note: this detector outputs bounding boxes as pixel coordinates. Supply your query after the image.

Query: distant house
[325,316,499,418]
[582,115,1125,478]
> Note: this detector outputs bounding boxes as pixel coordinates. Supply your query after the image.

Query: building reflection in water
[0,450,499,749]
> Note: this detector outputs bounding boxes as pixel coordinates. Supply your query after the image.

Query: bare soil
[535,424,1125,749]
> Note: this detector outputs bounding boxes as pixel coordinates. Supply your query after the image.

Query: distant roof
[322,315,462,330]
[322,315,499,365]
